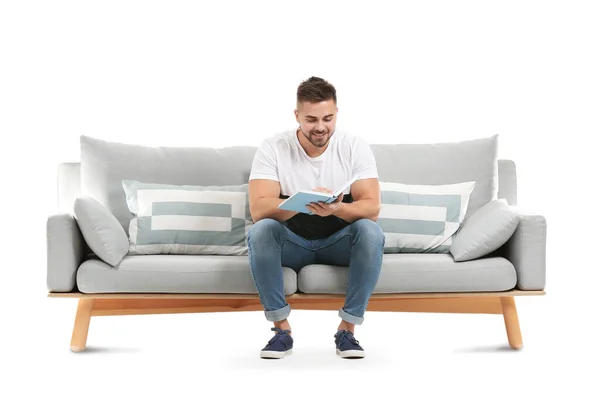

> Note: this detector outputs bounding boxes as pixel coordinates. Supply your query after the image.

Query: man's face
[295,99,338,148]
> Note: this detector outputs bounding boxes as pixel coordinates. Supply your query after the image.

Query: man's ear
[294,109,299,123]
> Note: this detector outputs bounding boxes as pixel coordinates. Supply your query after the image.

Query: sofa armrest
[499,208,547,290]
[47,213,86,292]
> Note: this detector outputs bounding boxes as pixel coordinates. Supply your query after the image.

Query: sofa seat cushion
[76,255,297,294]
[298,254,516,294]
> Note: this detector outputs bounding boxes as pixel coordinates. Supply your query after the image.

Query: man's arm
[249,179,299,223]
[333,178,381,223]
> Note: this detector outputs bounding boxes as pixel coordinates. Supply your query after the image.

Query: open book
[277,176,359,215]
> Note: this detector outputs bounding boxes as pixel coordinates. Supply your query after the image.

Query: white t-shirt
[248,128,379,240]
[249,128,379,196]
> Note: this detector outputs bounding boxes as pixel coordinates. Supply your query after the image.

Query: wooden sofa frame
[50,289,544,352]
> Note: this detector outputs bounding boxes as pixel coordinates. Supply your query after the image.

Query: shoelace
[336,330,360,345]
[267,327,291,345]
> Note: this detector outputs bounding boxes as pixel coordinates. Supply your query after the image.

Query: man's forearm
[333,200,380,223]
[251,198,298,223]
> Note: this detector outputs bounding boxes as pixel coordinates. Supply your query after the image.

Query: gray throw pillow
[74,197,129,266]
[450,199,519,261]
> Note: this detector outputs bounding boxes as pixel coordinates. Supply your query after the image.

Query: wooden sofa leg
[70,298,95,352]
[500,297,523,350]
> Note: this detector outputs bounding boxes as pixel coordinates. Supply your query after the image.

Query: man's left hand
[306,192,344,217]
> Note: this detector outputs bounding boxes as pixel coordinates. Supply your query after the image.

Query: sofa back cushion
[122,180,253,255]
[80,134,499,234]
[80,135,257,232]
[371,134,498,221]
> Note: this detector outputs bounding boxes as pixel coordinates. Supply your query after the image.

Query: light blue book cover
[278,176,358,215]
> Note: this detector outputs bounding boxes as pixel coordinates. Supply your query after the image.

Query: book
[277,176,359,215]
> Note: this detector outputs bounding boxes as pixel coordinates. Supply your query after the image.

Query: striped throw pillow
[122,180,253,256]
[377,181,476,253]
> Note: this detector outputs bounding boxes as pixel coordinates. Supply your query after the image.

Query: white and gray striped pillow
[377,181,476,253]
[122,180,253,256]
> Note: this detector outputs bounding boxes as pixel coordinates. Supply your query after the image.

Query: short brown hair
[297,76,337,105]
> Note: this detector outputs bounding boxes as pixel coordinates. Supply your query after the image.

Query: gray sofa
[47,134,547,352]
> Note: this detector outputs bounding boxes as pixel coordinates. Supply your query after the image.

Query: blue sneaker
[260,327,293,359]
[334,330,365,358]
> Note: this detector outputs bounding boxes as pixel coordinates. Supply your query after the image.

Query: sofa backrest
[56,139,517,220]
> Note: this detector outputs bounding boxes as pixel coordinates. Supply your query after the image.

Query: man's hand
[306,187,344,217]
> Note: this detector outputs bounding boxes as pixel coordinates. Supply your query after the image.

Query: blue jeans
[247,218,385,325]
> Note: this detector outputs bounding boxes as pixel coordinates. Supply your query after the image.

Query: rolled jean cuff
[338,308,364,325]
[265,303,291,322]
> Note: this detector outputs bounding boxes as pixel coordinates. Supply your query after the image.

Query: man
[247,76,385,359]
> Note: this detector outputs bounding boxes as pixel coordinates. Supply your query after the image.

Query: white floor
[4,290,597,399]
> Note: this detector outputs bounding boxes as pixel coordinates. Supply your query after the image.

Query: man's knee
[248,218,284,245]
[351,219,385,246]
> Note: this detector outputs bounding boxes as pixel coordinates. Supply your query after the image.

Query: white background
[1,0,599,398]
